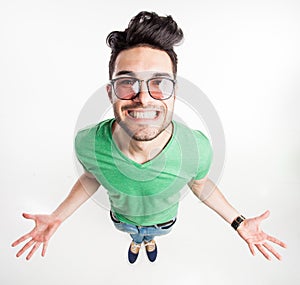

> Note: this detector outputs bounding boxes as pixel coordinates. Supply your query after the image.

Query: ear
[174,81,178,100]
[106,84,113,103]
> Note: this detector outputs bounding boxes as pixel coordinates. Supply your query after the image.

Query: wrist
[50,211,64,224]
[231,215,246,230]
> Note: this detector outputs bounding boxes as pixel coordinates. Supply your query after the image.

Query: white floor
[2,174,299,285]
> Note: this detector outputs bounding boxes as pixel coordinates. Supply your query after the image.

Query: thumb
[257,210,270,221]
[22,213,35,220]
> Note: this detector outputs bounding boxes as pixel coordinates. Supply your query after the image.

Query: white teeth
[128,111,158,119]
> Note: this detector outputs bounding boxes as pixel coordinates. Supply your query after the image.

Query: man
[12,11,286,264]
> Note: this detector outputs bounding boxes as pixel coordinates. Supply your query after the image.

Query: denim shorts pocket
[113,221,139,235]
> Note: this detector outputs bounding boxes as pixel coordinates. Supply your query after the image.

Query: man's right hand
[11,213,61,260]
[12,173,100,260]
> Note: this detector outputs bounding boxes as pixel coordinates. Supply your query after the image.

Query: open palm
[237,210,287,260]
[12,213,61,260]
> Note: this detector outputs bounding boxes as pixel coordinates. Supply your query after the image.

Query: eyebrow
[152,72,173,78]
[114,70,136,77]
[114,70,173,78]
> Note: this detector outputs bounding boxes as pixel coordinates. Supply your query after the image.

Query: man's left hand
[237,210,287,260]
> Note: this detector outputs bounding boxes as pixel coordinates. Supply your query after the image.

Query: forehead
[113,46,173,77]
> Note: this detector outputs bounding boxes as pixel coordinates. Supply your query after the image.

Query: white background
[1,0,299,284]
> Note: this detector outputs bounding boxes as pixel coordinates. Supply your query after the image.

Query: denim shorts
[110,211,176,239]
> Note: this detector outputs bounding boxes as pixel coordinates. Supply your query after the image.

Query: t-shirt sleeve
[74,131,87,171]
[74,128,92,172]
[193,131,213,180]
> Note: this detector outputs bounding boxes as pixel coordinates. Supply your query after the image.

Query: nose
[132,80,153,105]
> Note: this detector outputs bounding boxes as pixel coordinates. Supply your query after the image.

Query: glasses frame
[110,76,177,100]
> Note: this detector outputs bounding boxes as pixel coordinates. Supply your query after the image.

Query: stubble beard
[119,120,172,141]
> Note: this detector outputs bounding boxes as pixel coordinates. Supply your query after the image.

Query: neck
[112,121,173,164]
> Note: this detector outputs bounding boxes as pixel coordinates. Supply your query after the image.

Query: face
[107,46,176,141]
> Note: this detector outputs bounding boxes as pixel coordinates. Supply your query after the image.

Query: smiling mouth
[127,110,160,119]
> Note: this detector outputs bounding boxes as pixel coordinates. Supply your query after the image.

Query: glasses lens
[112,77,175,100]
[113,78,139,100]
[148,78,174,100]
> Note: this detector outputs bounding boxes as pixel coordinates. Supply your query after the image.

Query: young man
[12,11,286,264]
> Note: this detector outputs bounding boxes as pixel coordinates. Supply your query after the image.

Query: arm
[52,172,100,222]
[188,177,287,260]
[188,177,240,224]
[12,172,101,260]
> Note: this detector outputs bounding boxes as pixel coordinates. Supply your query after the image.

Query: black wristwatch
[231,215,246,230]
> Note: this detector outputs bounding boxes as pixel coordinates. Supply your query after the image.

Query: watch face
[236,217,243,223]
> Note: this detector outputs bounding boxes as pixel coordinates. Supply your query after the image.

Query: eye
[118,78,136,86]
[152,79,163,86]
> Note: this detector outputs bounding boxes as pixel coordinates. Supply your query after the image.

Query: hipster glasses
[110,77,176,100]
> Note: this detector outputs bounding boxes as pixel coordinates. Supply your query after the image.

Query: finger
[26,242,41,260]
[16,239,35,258]
[256,244,271,261]
[267,235,287,248]
[11,233,32,247]
[263,243,282,260]
[248,243,256,256]
[42,242,48,257]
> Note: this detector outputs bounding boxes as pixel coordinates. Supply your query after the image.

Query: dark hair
[106,11,184,79]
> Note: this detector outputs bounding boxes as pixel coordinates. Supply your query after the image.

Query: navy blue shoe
[145,240,157,262]
[128,241,141,264]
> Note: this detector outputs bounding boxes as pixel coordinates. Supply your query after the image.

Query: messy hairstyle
[106,11,184,79]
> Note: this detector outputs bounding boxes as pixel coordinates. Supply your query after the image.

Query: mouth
[127,110,160,120]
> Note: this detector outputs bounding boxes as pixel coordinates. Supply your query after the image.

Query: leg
[142,225,174,262]
[128,229,144,264]
[130,233,144,244]
[112,220,142,263]
[143,235,155,243]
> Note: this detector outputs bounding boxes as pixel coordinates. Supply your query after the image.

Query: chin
[129,127,162,141]
[132,132,160,141]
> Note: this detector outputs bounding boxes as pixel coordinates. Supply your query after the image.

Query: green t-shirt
[75,119,212,226]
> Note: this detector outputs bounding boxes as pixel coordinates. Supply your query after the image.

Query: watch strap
[231,215,246,230]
